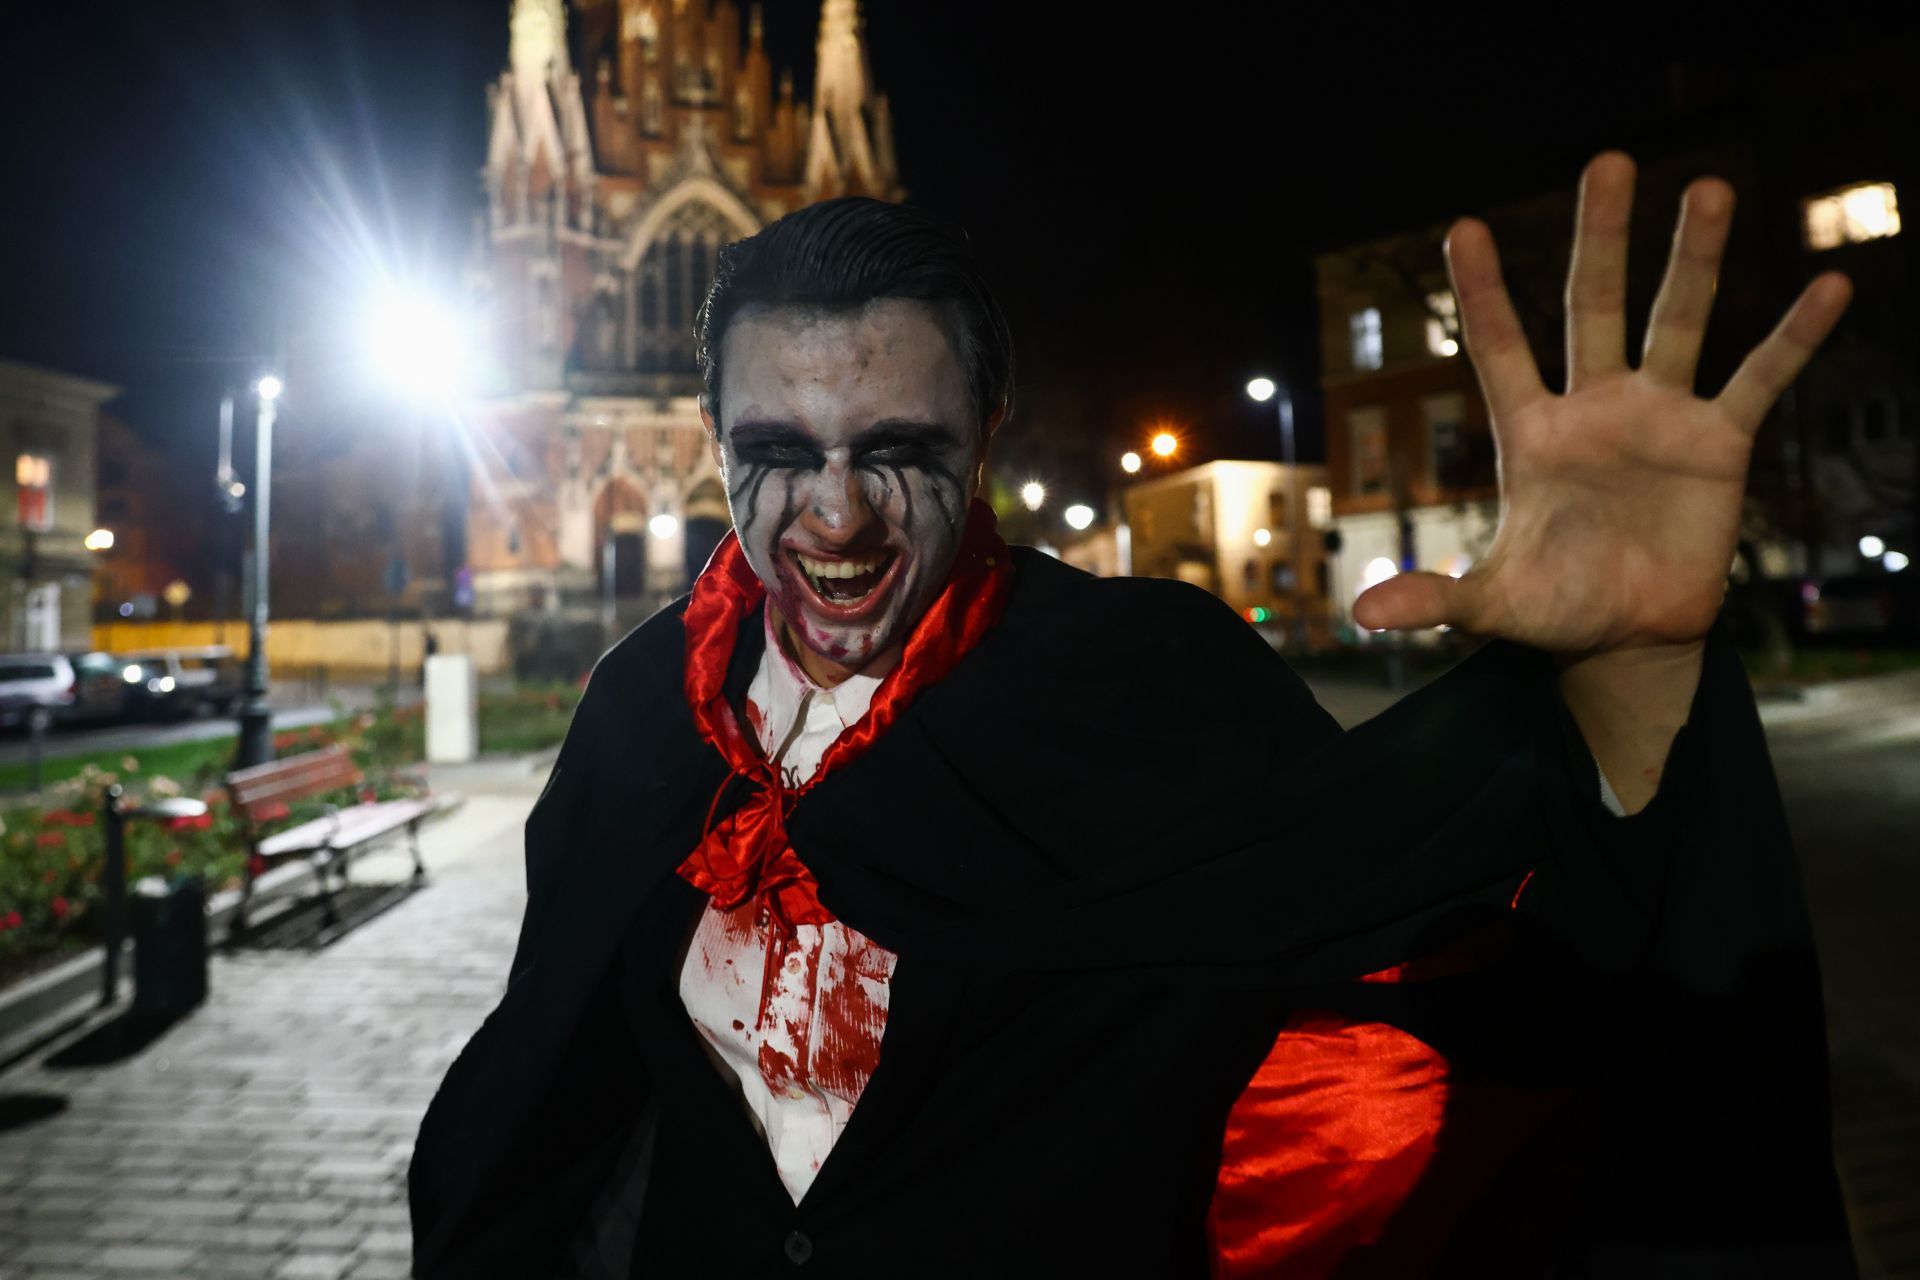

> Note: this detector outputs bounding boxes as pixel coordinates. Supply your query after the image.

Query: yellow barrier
[89,619,511,675]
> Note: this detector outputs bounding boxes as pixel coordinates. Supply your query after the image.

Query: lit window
[1306,486,1332,529]
[1803,182,1900,250]
[1424,291,1459,357]
[15,454,52,532]
[1349,407,1388,496]
[1349,307,1383,371]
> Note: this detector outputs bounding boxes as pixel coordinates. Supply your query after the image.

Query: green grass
[0,736,239,795]
[1741,647,1920,684]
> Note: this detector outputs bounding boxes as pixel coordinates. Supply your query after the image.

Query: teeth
[797,553,884,580]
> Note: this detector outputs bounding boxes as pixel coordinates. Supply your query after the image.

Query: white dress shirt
[678,610,901,1205]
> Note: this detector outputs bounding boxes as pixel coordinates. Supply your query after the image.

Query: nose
[795,458,881,550]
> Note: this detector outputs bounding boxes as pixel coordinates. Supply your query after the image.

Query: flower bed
[0,710,427,992]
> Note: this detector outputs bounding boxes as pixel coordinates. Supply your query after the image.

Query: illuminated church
[465,0,902,625]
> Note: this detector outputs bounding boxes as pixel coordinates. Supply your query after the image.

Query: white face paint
[704,299,989,687]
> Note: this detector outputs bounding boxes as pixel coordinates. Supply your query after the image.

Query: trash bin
[130,875,208,1015]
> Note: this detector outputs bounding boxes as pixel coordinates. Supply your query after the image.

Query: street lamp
[1120,451,1142,474]
[1063,503,1095,531]
[235,374,281,769]
[1247,375,1306,651]
[1150,432,1178,460]
[1020,481,1047,511]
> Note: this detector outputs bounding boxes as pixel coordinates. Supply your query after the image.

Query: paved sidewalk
[0,759,546,1280]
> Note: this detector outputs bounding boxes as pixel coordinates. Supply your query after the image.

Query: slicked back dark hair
[697,197,1013,440]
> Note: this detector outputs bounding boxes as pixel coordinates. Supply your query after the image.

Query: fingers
[1352,571,1482,633]
[1717,272,1854,432]
[1565,152,1635,390]
[1640,177,1737,389]
[1446,218,1549,421]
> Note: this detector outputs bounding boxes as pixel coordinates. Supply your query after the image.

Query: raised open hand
[1352,151,1853,655]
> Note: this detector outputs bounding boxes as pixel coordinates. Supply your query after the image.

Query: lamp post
[1246,376,1306,651]
[235,375,281,769]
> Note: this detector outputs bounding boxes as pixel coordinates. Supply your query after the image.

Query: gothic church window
[633,201,734,374]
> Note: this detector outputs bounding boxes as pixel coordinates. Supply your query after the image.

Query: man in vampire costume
[410,151,1857,1278]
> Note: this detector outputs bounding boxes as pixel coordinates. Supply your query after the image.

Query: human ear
[699,396,724,474]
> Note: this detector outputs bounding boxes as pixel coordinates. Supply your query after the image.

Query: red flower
[247,852,266,878]
[0,910,20,931]
[165,813,213,832]
[50,896,69,920]
[358,787,378,805]
[255,801,290,822]
[165,849,183,868]
[36,832,66,848]
[40,808,97,828]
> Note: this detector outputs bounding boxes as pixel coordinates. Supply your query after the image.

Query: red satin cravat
[676,498,1013,930]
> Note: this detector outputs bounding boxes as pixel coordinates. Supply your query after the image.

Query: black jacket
[409,549,1851,1278]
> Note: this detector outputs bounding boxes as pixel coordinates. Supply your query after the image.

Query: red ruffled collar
[676,498,1013,929]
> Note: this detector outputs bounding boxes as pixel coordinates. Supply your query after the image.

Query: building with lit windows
[0,358,115,650]
[1119,460,1332,634]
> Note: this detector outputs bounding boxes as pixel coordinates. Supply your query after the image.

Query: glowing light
[1063,504,1095,531]
[1245,606,1272,624]
[1253,528,1272,547]
[1438,338,1460,357]
[648,513,680,539]
[1120,451,1142,474]
[1150,432,1178,459]
[1020,481,1047,511]
[256,375,283,403]
[1358,556,1399,597]
[1444,552,1473,579]
[118,603,134,618]
[1246,378,1277,403]
[1887,550,1911,573]
[1860,535,1887,558]
[122,665,142,683]
[84,528,115,552]
[367,292,472,400]
[1804,182,1900,250]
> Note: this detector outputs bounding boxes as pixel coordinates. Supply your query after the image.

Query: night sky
[3,3,1912,531]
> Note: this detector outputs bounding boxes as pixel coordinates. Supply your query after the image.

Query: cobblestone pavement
[0,759,547,1280]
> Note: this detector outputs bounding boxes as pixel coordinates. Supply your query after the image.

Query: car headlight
[123,665,143,683]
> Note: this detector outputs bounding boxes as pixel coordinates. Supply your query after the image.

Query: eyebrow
[727,418,960,449]
[851,419,960,450]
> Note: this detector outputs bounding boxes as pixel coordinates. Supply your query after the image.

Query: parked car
[116,647,246,717]
[1798,572,1920,642]
[0,653,76,731]
[63,650,143,723]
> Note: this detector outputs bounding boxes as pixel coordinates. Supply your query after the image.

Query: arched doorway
[593,479,649,599]
[683,478,730,584]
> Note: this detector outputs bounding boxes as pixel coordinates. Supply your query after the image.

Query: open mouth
[794,550,896,606]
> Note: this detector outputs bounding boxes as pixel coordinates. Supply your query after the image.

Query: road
[0,706,337,768]
[1772,706,1920,1277]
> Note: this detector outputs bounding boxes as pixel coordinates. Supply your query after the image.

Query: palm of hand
[1354,153,1852,655]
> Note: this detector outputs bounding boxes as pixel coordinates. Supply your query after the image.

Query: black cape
[408,548,1851,1278]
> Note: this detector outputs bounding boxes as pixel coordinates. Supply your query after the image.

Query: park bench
[225,745,438,944]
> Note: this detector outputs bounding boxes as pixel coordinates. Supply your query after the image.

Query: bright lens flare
[368,293,472,400]
[1860,535,1887,558]
[256,375,283,402]
[1252,528,1272,547]
[648,513,680,539]
[1064,504,1095,531]
[1246,378,1276,402]
[1150,432,1178,459]
[1120,451,1142,474]
[1020,481,1047,511]
[84,528,115,552]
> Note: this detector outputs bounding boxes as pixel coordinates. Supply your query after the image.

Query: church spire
[803,0,900,200]
[509,0,571,83]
